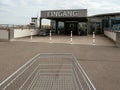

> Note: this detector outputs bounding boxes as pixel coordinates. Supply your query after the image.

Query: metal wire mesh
[0,53,96,90]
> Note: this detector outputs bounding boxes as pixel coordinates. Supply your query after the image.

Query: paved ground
[12,35,115,46]
[0,35,120,90]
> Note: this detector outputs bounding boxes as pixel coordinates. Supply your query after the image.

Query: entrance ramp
[0,53,96,90]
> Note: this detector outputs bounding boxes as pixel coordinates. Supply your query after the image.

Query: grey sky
[0,0,120,25]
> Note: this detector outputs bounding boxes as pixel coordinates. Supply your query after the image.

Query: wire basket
[0,53,96,90]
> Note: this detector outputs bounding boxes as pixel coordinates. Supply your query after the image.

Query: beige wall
[104,31,116,41]
[14,29,39,38]
[0,30,9,40]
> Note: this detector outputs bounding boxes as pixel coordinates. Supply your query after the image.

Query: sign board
[41,9,87,18]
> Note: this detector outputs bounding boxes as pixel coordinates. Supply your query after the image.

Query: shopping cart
[0,53,96,90]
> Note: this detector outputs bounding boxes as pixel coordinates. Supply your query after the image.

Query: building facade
[39,9,120,35]
[40,9,88,35]
[88,13,120,34]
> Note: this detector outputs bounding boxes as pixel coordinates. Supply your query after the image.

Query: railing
[0,24,14,30]
[0,24,38,30]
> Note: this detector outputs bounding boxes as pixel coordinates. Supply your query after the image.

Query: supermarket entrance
[65,22,78,35]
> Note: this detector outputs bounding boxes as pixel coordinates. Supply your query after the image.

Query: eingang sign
[47,11,79,17]
[41,9,87,18]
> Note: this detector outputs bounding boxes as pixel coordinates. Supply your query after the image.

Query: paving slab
[0,41,120,90]
[12,35,115,46]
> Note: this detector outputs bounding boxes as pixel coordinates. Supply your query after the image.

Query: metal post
[30,31,33,40]
[92,32,95,45]
[70,31,73,44]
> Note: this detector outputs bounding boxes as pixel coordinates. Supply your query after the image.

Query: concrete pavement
[0,36,119,90]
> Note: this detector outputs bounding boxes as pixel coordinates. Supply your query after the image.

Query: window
[111,18,120,31]
[102,19,109,28]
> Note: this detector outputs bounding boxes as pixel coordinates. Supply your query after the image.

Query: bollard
[92,32,95,45]
[30,31,33,40]
[70,31,73,44]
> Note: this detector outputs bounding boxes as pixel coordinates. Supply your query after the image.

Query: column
[95,23,97,33]
[87,22,90,35]
[39,18,42,29]
[55,21,58,34]
[109,16,111,31]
